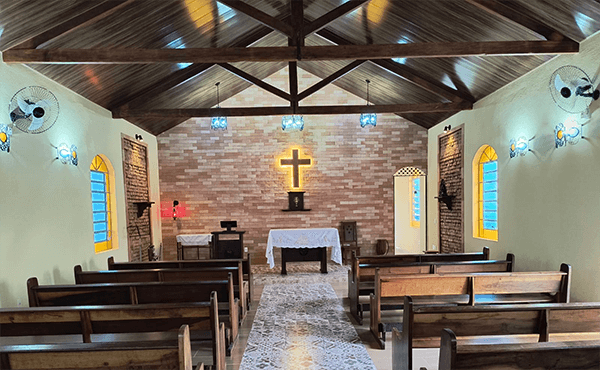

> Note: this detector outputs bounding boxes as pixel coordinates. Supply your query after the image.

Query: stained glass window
[476,145,498,241]
[90,155,113,253]
[410,177,421,228]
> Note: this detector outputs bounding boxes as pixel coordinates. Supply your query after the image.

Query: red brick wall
[157,68,427,264]
[438,128,463,253]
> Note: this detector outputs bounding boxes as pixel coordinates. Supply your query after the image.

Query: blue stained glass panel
[413,210,420,217]
[483,221,498,230]
[92,192,106,202]
[483,181,498,192]
[91,182,106,192]
[484,211,498,221]
[483,202,498,211]
[93,202,106,212]
[90,171,105,182]
[94,222,107,232]
[93,212,107,222]
[483,191,498,201]
[94,232,108,243]
[483,161,497,172]
[483,171,497,182]
[414,215,420,222]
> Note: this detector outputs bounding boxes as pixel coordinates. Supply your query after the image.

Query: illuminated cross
[280,149,311,188]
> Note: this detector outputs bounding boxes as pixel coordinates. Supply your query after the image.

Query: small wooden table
[176,234,212,260]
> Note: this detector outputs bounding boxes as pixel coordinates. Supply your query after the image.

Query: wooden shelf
[133,201,155,217]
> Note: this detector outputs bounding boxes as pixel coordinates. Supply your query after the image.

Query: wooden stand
[211,230,245,259]
[280,247,327,275]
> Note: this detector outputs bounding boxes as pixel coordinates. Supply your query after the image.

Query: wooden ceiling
[2,0,600,135]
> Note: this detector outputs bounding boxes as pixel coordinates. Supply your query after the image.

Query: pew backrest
[0,325,198,370]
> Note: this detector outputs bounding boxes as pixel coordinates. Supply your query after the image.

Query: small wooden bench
[27,275,239,356]
[438,329,600,369]
[0,324,202,370]
[370,264,571,349]
[349,250,510,324]
[393,298,600,370]
[76,263,248,319]
[108,255,253,310]
[1,292,225,370]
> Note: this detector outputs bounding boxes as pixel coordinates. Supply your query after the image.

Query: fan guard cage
[8,86,59,134]
[549,65,594,114]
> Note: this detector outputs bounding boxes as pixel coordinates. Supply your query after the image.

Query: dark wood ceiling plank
[5,39,577,64]
[8,0,134,50]
[113,101,472,119]
[465,0,571,41]
[218,63,291,101]
[371,59,474,103]
[109,26,276,111]
[218,0,293,38]
[298,60,365,101]
[303,0,369,37]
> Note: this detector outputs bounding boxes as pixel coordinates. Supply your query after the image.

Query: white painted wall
[0,57,162,308]
[427,32,600,302]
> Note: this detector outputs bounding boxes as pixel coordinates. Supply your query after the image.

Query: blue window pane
[92,192,106,202]
[413,210,420,217]
[94,222,107,232]
[93,212,107,222]
[91,182,106,192]
[483,191,498,201]
[90,171,105,182]
[484,211,498,221]
[92,202,106,212]
[483,221,498,230]
[413,179,420,190]
[483,202,498,211]
[483,171,498,182]
[483,181,498,192]
[483,161,497,172]
[414,215,420,222]
[94,232,108,243]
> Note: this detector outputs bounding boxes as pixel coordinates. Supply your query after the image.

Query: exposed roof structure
[2,0,600,135]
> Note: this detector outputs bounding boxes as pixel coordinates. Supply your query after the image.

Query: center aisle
[239,283,377,370]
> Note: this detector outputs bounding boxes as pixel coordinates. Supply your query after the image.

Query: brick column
[438,128,463,253]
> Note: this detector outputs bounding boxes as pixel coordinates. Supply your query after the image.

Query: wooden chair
[340,221,360,264]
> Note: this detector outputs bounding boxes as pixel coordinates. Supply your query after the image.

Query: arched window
[473,145,498,241]
[90,155,117,253]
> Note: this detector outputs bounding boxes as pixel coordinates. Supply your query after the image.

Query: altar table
[176,234,212,260]
[266,228,342,274]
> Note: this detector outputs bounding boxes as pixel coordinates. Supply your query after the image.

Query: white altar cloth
[176,234,212,246]
[266,228,342,268]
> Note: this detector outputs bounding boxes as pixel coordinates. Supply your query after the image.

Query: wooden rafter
[112,101,472,119]
[298,60,365,101]
[217,0,293,37]
[465,0,571,41]
[303,0,369,37]
[218,63,291,102]
[7,0,134,50]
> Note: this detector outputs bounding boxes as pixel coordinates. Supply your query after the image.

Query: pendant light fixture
[211,82,227,130]
[360,79,376,128]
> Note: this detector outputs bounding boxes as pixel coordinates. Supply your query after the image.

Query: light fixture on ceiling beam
[211,82,227,130]
[360,79,376,128]
[282,115,304,132]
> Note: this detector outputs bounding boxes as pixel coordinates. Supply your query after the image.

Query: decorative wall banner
[0,124,11,152]
[56,143,78,166]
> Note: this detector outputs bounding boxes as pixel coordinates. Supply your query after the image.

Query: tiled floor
[193,262,439,370]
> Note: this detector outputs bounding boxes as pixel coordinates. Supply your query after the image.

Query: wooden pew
[438,329,600,370]
[393,298,600,370]
[1,292,226,370]
[349,251,512,324]
[108,255,253,310]
[27,275,239,356]
[0,324,202,370]
[75,263,248,319]
[370,264,571,349]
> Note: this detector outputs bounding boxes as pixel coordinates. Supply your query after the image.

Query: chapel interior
[1,1,600,369]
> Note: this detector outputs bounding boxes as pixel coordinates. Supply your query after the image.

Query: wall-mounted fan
[8,86,59,134]
[549,65,599,114]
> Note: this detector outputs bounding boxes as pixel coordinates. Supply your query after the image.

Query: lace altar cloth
[266,228,342,268]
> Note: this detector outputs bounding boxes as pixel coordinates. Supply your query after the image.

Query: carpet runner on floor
[239,283,377,370]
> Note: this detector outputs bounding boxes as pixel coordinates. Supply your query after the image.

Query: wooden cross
[280,149,311,188]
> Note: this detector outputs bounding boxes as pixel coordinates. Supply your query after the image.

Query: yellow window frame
[475,145,498,241]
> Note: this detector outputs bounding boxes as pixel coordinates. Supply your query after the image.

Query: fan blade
[28,116,44,131]
[35,99,51,109]
[17,98,34,115]
[554,73,568,92]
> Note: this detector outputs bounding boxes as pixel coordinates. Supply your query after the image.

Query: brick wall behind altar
[157,67,428,264]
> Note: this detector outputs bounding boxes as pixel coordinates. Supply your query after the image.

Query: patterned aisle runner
[239,283,377,370]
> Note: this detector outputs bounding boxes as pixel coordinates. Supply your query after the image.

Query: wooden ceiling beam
[298,60,365,101]
[218,0,293,38]
[113,101,472,119]
[7,0,134,50]
[218,63,291,102]
[4,39,577,64]
[109,26,275,111]
[303,0,370,37]
[465,0,571,41]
